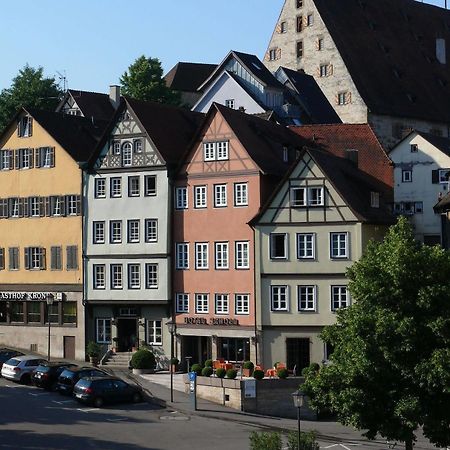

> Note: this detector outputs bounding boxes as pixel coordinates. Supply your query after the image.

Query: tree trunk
[405,438,413,450]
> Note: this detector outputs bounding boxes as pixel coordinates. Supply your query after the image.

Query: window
[271,286,288,311]
[439,169,450,184]
[296,15,303,32]
[270,233,287,259]
[307,13,314,26]
[309,187,323,205]
[298,286,316,311]
[175,187,188,209]
[127,219,140,243]
[214,184,227,207]
[331,286,349,311]
[203,141,229,161]
[217,142,229,160]
[128,264,141,289]
[18,116,32,137]
[122,142,132,166]
[319,64,329,77]
[93,221,105,244]
[297,41,303,58]
[195,242,209,269]
[128,176,140,197]
[215,242,229,269]
[145,263,158,288]
[402,170,412,182]
[415,202,423,213]
[110,177,121,198]
[27,302,41,323]
[112,141,121,154]
[290,188,305,206]
[66,195,80,216]
[93,265,106,289]
[16,148,33,169]
[235,294,250,315]
[8,247,19,270]
[110,220,122,243]
[280,21,287,33]
[144,175,156,196]
[66,246,78,270]
[145,219,158,242]
[94,178,106,198]
[371,192,380,208]
[110,264,123,289]
[36,147,55,168]
[195,294,209,313]
[29,197,40,217]
[176,243,189,269]
[225,99,235,109]
[330,232,348,259]
[147,320,162,345]
[63,302,77,324]
[96,318,111,343]
[134,139,143,153]
[317,38,324,51]
[410,144,418,153]
[11,302,24,322]
[296,0,303,8]
[9,198,19,218]
[297,233,315,259]
[269,48,280,61]
[0,150,13,170]
[50,246,62,270]
[204,142,215,161]
[215,294,229,314]
[194,186,207,208]
[235,241,250,269]
[337,92,349,105]
[234,183,248,206]
[25,247,46,270]
[176,293,189,313]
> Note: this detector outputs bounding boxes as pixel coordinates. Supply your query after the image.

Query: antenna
[56,70,67,92]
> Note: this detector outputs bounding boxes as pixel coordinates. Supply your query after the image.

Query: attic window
[306,13,314,26]
[18,116,32,138]
[371,192,380,208]
[280,21,287,33]
[410,144,418,153]
[296,0,303,8]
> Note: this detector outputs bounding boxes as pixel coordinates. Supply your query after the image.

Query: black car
[73,376,143,407]
[32,362,78,390]
[0,349,24,373]
[56,366,109,395]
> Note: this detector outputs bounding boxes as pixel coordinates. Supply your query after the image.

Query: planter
[132,368,154,375]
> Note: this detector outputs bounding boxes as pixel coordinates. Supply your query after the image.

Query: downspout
[80,165,89,360]
[250,222,259,366]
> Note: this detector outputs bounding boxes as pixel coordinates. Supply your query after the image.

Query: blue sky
[0,0,446,94]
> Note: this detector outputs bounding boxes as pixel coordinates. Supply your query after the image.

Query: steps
[102,351,133,368]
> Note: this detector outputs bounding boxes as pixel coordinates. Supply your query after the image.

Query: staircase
[101,351,133,368]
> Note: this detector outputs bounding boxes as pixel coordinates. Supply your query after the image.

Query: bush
[243,361,254,370]
[201,367,213,377]
[301,362,320,378]
[253,369,264,380]
[277,368,289,379]
[226,369,237,379]
[170,357,179,365]
[249,431,282,450]
[204,359,213,368]
[287,430,320,450]
[86,341,101,357]
[191,363,203,376]
[216,367,226,378]
[130,349,156,370]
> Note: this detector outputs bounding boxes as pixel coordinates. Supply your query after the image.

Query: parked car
[1,355,47,384]
[0,349,24,373]
[56,366,109,395]
[32,362,78,390]
[73,376,143,407]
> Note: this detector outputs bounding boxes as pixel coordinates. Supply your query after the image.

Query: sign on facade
[244,379,256,398]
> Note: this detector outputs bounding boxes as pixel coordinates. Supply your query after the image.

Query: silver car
[1,355,47,384]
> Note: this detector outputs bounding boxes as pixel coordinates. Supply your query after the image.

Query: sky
[0,0,447,94]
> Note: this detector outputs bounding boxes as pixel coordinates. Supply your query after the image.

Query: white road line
[29,392,50,396]
[52,400,75,405]
[321,444,360,449]
[77,408,100,413]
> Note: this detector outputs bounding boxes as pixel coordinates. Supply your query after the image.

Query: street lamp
[166,320,177,403]
[292,389,305,450]
[46,294,55,362]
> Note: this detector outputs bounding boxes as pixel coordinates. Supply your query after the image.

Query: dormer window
[18,116,32,138]
[371,192,380,208]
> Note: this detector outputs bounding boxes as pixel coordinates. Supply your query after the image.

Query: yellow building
[0,108,104,360]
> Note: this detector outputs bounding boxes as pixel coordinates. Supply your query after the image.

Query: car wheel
[93,397,104,408]
[132,392,142,403]
[20,374,31,385]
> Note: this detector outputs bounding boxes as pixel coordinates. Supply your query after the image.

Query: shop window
[0,302,7,322]
[63,302,77,324]
[10,302,24,322]
[27,302,41,323]
[45,303,59,324]
[218,338,250,362]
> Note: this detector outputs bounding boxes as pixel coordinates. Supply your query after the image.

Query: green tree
[303,217,450,450]
[0,65,62,133]
[120,55,180,105]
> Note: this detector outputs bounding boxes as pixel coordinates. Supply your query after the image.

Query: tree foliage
[120,55,180,105]
[0,65,62,133]
[303,217,450,450]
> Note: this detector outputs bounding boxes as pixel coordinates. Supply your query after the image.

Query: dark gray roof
[416,131,450,157]
[314,0,450,123]
[66,90,115,121]
[164,62,217,93]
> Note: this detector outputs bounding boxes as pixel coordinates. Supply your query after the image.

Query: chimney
[345,148,359,166]
[109,85,120,110]
[436,38,446,65]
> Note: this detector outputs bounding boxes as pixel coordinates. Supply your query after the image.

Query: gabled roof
[199,50,285,92]
[24,108,106,163]
[416,131,450,158]
[289,124,393,193]
[276,67,341,124]
[313,0,450,123]
[164,62,217,93]
[57,89,115,121]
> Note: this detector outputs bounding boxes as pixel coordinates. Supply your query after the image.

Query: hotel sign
[184,317,240,326]
[0,292,63,301]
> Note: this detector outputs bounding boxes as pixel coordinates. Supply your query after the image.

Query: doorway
[286,338,310,373]
[182,336,211,366]
[63,336,75,360]
[117,318,138,352]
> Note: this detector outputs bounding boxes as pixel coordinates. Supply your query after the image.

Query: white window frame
[67,195,78,216]
[127,219,140,243]
[93,221,105,244]
[147,320,162,346]
[128,264,141,289]
[96,318,111,344]
[235,294,250,315]
[122,141,133,167]
[195,242,209,269]
[144,175,157,196]
[235,241,249,269]
[291,187,306,207]
[330,232,348,259]
[110,264,123,290]
[194,185,207,208]
[225,99,235,109]
[331,285,349,311]
[175,187,188,209]
[195,293,209,314]
[298,285,316,311]
[216,141,229,160]
[110,177,122,198]
[176,293,189,313]
[110,220,122,244]
[270,233,288,259]
[234,183,248,206]
[297,233,315,259]
[145,263,158,289]
[93,264,106,289]
[128,176,140,197]
[271,285,289,311]
[215,294,229,314]
[439,169,450,184]
[145,219,158,242]
[94,178,106,198]
[176,243,189,270]
[30,197,40,217]
[215,242,229,269]
[203,142,215,161]
[402,170,412,183]
[214,184,227,207]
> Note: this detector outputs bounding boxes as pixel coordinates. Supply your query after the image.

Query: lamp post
[46,294,55,362]
[166,320,177,403]
[292,389,305,450]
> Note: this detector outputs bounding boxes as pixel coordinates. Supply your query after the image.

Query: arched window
[122,142,132,166]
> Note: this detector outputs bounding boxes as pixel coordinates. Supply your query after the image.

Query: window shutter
[276,48,282,59]
[76,195,81,215]
[45,197,50,216]
[39,197,45,216]
[0,199,7,218]
[57,246,62,270]
[432,170,439,184]
[276,23,282,33]
[66,246,72,270]
[328,64,334,76]
[60,196,66,216]
[18,198,24,217]
[345,92,352,104]
[35,148,41,168]
[0,248,4,270]
[9,248,14,270]
[29,149,34,168]
[24,248,30,270]
[28,118,33,136]
[40,247,46,270]
[17,120,21,137]
[50,147,55,167]
[8,150,13,170]
[15,151,20,170]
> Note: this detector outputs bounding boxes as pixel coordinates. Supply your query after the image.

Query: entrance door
[117,319,138,352]
[63,336,75,360]
[286,338,310,373]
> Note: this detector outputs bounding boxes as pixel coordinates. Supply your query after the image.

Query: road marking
[106,418,127,422]
[29,392,50,397]
[52,400,75,405]
[77,408,99,413]
[321,444,360,450]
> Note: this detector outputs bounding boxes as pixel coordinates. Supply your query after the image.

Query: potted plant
[277,367,289,379]
[216,367,226,379]
[226,368,237,379]
[253,369,264,380]
[130,348,156,374]
[170,357,179,373]
[191,363,203,376]
[242,361,255,377]
[86,341,102,366]
[201,367,213,377]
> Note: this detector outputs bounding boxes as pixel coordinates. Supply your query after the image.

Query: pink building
[173,104,305,365]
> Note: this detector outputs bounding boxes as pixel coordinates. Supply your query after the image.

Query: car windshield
[35,365,51,373]
[5,358,20,366]
[59,369,76,379]
[75,378,91,388]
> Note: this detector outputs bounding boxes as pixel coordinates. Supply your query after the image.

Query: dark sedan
[73,376,143,407]
[56,366,109,395]
[32,362,78,390]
